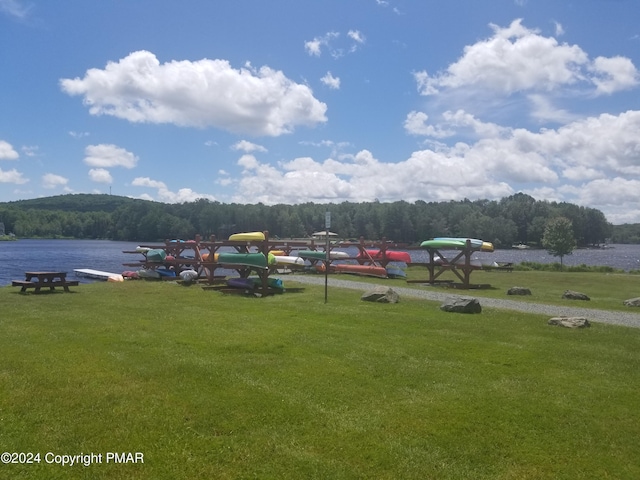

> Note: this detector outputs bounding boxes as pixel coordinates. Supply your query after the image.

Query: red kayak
[357,249,411,263]
[333,264,388,278]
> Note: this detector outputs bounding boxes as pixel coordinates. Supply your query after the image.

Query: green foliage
[542,216,577,267]
[2,279,640,479]
[611,223,640,244]
[0,192,614,244]
[516,261,621,274]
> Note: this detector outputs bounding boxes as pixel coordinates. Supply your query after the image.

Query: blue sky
[1,0,639,224]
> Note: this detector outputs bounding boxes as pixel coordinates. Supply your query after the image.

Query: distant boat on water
[512,243,531,249]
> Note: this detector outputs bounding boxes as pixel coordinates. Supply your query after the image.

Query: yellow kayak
[228,231,266,241]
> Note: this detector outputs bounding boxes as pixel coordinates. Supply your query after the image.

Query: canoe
[228,231,265,241]
[332,264,388,278]
[481,242,494,252]
[137,269,161,279]
[272,255,306,266]
[227,277,284,290]
[156,268,176,277]
[434,237,483,248]
[420,239,466,250]
[386,266,407,278]
[431,237,494,252]
[226,277,255,289]
[298,250,349,261]
[249,277,284,290]
[146,248,167,262]
[216,252,268,269]
[357,249,411,263]
[179,270,199,282]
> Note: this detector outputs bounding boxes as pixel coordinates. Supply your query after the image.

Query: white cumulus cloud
[42,173,68,189]
[0,168,27,184]
[404,111,454,138]
[88,168,113,184]
[84,144,138,169]
[590,56,639,95]
[60,50,327,137]
[414,19,637,97]
[131,176,216,203]
[0,140,19,160]
[321,72,341,90]
[231,140,267,153]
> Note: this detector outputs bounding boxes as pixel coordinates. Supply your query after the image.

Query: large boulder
[562,290,590,301]
[507,286,531,296]
[361,286,399,304]
[623,297,640,307]
[440,297,481,314]
[548,316,591,328]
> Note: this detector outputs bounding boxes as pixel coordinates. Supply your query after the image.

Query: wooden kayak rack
[122,232,348,296]
[336,237,412,268]
[406,240,490,289]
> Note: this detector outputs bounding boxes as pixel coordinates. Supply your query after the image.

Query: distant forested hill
[2,193,152,213]
[0,193,623,245]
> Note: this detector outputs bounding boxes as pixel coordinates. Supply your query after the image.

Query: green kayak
[216,252,268,269]
[420,239,467,250]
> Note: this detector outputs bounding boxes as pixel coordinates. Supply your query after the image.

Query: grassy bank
[398,266,640,312]
[1,278,640,479]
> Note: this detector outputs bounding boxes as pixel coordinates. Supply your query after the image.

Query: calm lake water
[0,239,140,286]
[1,239,639,286]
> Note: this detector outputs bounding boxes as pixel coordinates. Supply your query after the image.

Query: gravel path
[286,275,640,329]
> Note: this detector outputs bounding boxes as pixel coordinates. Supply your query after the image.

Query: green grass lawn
[401,266,640,312]
[1,277,640,479]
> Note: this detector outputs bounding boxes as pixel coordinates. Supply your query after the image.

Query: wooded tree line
[0,192,624,246]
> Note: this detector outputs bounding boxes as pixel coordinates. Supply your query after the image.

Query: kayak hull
[358,249,411,263]
[333,264,388,278]
[217,252,268,269]
[298,250,349,261]
[422,238,493,252]
[228,231,266,241]
[273,255,306,266]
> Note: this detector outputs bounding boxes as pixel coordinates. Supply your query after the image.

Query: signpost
[324,211,330,303]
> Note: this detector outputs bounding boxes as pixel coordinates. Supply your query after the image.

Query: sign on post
[324,211,330,303]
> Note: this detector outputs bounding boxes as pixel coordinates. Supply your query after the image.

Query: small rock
[440,297,481,314]
[361,286,399,303]
[507,286,531,295]
[623,297,640,307]
[548,316,591,328]
[562,290,590,301]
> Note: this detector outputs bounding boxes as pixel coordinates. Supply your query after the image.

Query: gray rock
[507,286,531,296]
[548,316,591,328]
[623,297,640,307]
[361,286,399,303]
[562,290,590,301]
[440,297,482,314]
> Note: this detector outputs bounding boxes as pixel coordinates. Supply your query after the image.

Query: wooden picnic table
[12,271,79,293]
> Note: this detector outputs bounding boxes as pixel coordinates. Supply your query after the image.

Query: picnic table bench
[482,263,514,272]
[12,271,79,293]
